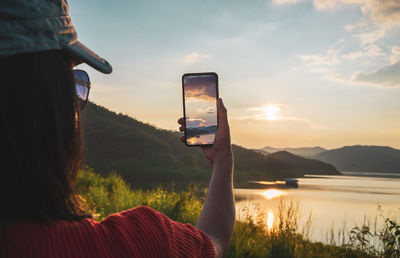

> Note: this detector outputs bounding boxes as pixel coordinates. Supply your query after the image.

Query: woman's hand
[178,98,233,165]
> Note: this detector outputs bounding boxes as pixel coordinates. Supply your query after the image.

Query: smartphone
[182,72,219,146]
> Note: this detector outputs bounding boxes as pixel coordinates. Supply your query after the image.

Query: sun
[261,105,281,121]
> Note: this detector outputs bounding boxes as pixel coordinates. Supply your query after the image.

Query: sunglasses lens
[73,70,90,109]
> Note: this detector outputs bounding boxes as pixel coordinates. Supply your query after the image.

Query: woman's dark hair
[0,50,88,222]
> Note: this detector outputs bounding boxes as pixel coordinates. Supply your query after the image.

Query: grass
[345,206,400,257]
[76,168,203,224]
[76,168,398,257]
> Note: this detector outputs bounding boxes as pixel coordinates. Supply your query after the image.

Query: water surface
[234,173,400,243]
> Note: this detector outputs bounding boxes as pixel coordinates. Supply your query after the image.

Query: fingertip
[217,98,222,108]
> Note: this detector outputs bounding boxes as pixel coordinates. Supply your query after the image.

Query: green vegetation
[345,207,400,257]
[81,102,340,189]
[76,168,203,224]
[76,169,400,257]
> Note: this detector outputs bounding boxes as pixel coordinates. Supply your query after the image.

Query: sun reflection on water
[262,189,282,200]
[266,211,274,230]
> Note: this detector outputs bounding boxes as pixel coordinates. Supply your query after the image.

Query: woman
[0,0,235,257]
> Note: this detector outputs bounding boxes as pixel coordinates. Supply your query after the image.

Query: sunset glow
[262,189,282,200]
[187,137,197,145]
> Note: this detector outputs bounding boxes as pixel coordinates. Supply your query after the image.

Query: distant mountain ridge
[260,146,326,157]
[258,145,400,174]
[269,151,339,175]
[313,145,400,173]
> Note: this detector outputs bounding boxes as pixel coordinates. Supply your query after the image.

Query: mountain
[260,146,326,157]
[314,145,400,173]
[80,102,340,188]
[269,151,340,175]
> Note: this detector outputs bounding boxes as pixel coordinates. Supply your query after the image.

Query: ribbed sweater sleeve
[102,206,216,257]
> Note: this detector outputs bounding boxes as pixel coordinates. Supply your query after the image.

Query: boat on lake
[284,178,299,188]
[247,178,299,189]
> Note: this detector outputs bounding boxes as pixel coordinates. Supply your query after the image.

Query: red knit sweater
[1,206,215,258]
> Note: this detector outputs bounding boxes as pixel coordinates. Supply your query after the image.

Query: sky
[69,0,400,149]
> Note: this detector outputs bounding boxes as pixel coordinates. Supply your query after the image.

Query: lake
[234,172,400,244]
[187,133,215,145]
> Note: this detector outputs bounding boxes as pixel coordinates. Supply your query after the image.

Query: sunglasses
[72,69,91,111]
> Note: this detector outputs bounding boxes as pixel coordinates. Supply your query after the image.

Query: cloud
[312,0,343,10]
[365,0,400,28]
[197,106,216,114]
[313,0,400,28]
[351,62,400,87]
[353,28,386,45]
[274,0,400,29]
[300,43,385,68]
[272,0,303,5]
[344,18,368,31]
[184,74,217,102]
[323,74,347,83]
[279,0,400,89]
[180,52,211,64]
[186,118,207,128]
[299,49,340,65]
[299,39,345,74]
[341,44,385,60]
[390,46,400,64]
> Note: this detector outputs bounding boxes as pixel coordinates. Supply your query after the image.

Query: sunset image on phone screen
[183,73,218,146]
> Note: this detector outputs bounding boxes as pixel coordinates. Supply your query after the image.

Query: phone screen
[182,72,219,146]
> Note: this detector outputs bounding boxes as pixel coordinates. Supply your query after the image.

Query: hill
[260,146,326,157]
[269,151,340,175]
[314,145,400,173]
[81,102,339,188]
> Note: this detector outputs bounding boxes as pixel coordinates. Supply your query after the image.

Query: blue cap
[0,0,112,74]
